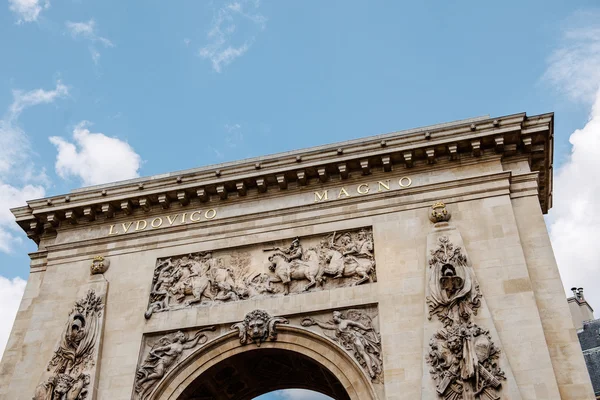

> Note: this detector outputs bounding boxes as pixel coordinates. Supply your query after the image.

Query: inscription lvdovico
[107,209,217,236]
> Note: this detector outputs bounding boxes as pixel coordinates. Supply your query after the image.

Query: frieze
[144,227,376,319]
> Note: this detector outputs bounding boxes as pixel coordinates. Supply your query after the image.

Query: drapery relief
[425,233,505,400]
[144,228,376,318]
[133,306,382,399]
[33,289,106,400]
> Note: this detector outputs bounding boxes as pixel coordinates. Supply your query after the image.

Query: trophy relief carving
[231,310,289,347]
[144,228,376,318]
[427,236,481,327]
[426,236,505,400]
[134,327,216,400]
[302,309,383,382]
[33,290,104,400]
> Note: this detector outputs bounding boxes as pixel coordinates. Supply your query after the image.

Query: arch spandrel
[150,326,379,400]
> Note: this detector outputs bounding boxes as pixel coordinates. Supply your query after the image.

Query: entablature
[12,112,553,244]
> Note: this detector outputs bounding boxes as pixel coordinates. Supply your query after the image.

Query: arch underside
[176,348,350,400]
[153,327,378,400]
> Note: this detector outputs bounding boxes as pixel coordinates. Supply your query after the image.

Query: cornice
[11,112,553,244]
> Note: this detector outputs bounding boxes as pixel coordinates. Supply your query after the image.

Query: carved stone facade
[302,308,383,382]
[425,234,506,400]
[144,228,376,318]
[134,327,216,400]
[231,310,288,346]
[33,289,106,400]
[2,113,595,399]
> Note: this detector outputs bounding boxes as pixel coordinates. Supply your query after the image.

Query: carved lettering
[399,176,412,187]
[377,180,390,192]
[166,214,179,226]
[337,187,350,198]
[314,190,328,202]
[357,184,370,194]
[190,211,202,222]
[108,224,118,235]
[121,221,133,233]
[135,220,147,231]
[205,209,217,220]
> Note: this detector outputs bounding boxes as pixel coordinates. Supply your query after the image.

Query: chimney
[568,286,595,330]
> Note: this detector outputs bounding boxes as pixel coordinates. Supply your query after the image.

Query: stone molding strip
[12,112,553,244]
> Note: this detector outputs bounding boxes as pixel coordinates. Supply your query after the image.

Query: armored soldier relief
[33,290,105,400]
[144,228,376,318]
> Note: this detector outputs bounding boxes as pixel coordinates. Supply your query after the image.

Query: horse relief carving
[33,290,104,400]
[144,228,376,318]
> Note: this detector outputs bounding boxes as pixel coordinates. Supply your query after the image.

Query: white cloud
[49,121,142,186]
[0,183,45,253]
[224,123,243,147]
[199,0,266,72]
[8,81,68,121]
[0,276,26,359]
[8,0,49,24]
[545,15,600,310]
[66,19,114,64]
[0,82,66,254]
[66,19,114,47]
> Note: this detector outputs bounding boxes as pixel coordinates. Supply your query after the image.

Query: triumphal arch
[0,112,595,399]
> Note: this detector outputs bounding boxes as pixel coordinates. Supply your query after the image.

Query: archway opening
[175,348,351,400]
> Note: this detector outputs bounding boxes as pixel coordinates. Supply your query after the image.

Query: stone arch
[151,325,378,400]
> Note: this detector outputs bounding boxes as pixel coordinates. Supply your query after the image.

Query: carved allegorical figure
[144,228,376,319]
[134,327,215,399]
[231,309,289,347]
[425,233,505,400]
[33,290,104,400]
[302,309,382,381]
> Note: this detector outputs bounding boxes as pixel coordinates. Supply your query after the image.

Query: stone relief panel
[133,306,383,399]
[33,290,105,400]
[425,234,505,400]
[134,327,217,400]
[302,308,383,382]
[144,227,376,318]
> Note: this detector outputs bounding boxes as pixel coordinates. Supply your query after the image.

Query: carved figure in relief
[135,327,215,399]
[231,309,289,347]
[426,321,505,400]
[144,228,376,319]
[302,309,382,381]
[318,231,375,285]
[427,236,481,326]
[33,290,103,400]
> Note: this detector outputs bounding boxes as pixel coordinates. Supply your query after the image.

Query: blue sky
[2,1,600,398]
